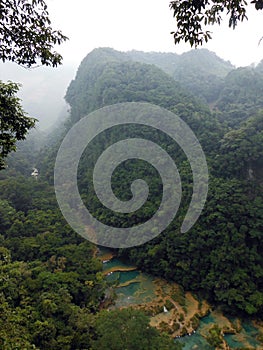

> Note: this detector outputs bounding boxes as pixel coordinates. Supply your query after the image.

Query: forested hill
[63,47,262,317]
[128,48,263,129]
[66,47,234,112]
[65,58,192,124]
[67,47,263,129]
[129,49,234,105]
[0,47,262,348]
[65,48,211,125]
[215,65,263,127]
[129,49,263,130]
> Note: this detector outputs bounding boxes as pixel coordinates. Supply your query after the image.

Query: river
[98,248,263,350]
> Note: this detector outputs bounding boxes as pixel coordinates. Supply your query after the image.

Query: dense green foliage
[125,48,263,130]
[68,47,263,130]
[171,49,234,104]
[1,47,262,348]
[0,164,184,348]
[130,49,263,129]
[123,175,262,316]
[67,47,235,106]
[0,81,36,169]
[65,48,263,317]
[170,0,263,47]
[0,170,107,349]
[92,308,181,350]
[0,0,67,67]
[215,65,263,127]
[66,49,197,125]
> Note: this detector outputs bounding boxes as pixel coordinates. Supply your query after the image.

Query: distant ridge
[68,47,235,106]
[67,47,263,128]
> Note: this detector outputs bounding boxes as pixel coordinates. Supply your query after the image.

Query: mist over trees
[42,47,263,317]
[0,0,67,168]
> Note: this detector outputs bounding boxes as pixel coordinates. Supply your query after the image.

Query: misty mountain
[126,48,263,128]
[0,45,262,350]
[65,50,196,123]
[45,46,263,317]
[215,64,263,126]
[3,46,263,131]
[65,48,222,152]
[68,47,235,106]
[128,48,234,104]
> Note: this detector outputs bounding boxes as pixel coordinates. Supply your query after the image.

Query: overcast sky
[46,0,263,68]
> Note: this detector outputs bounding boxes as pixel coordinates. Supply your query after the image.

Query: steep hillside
[66,59,189,124]
[216,111,263,181]
[126,49,263,130]
[3,47,262,326]
[215,66,263,127]
[127,48,234,104]
[65,48,221,152]
[172,49,234,104]
[63,48,263,317]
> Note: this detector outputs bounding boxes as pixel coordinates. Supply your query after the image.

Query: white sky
[46,0,263,68]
